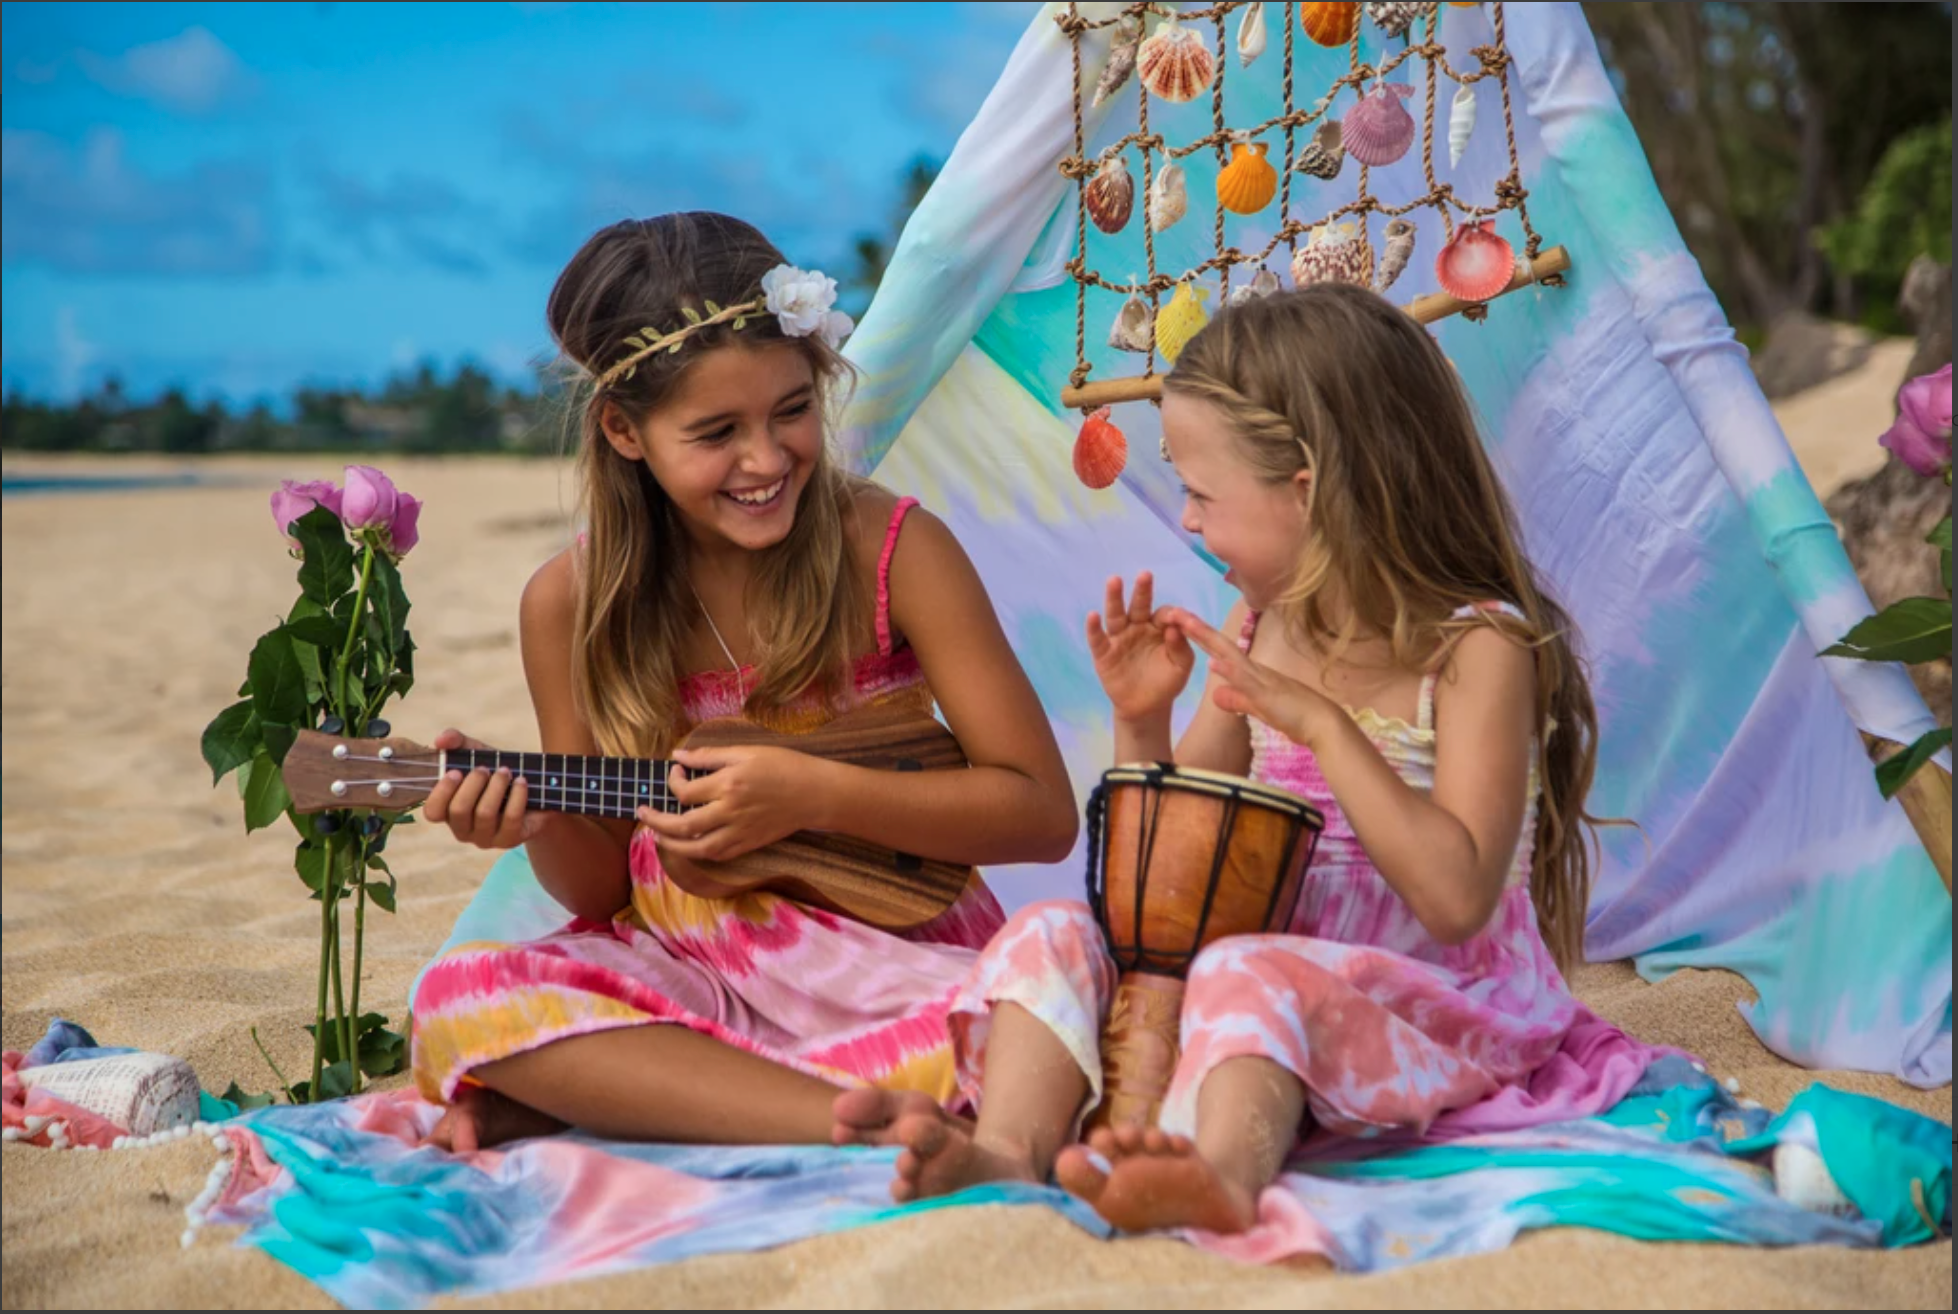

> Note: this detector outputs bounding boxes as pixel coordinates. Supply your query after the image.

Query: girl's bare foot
[888,1108,1038,1204]
[1055,1125,1259,1234]
[829,1087,949,1148]
[427,1085,565,1153]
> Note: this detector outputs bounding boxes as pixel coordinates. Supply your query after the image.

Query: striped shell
[1434,219,1516,303]
[1084,152,1134,234]
[1093,14,1144,108]
[1294,119,1345,180]
[1073,407,1128,490]
[1148,160,1188,232]
[1373,217,1417,293]
[1365,1,1421,38]
[1138,17,1216,102]
[1343,82,1416,167]
[1216,140,1277,215]
[1291,221,1372,289]
[1300,2,1360,47]
[1154,281,1211,363]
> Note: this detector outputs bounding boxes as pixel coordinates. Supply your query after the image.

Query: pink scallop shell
[1137,22,1216,103]
[1342,83,1415,167]
[1433,220,1516,303]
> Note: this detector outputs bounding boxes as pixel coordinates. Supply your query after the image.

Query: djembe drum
[1083,763,1324,1131]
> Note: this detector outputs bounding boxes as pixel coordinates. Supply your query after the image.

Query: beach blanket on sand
[193,1053,1947,1310]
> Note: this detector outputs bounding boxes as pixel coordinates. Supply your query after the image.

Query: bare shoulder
[519,547,579,638]
[1434,622,1536,713]
[844,479,905,569]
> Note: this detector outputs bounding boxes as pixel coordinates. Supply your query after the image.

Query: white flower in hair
[761,264,854,348]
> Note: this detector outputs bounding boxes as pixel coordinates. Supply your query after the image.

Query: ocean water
[1,472,214,498]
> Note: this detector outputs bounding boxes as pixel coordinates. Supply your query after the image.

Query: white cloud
[54,307,96,398]
[77,27,255,116]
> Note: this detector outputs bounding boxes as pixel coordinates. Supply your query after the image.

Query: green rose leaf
[242,749,292,833]
[316,1060,356,1101]
[373,552,411,650]
[293,506,356,607]
[248,628,312,727]
[356,1020,408,1077]
[1928,516,1952,593]
[364,871,398,913]
[1821,597,1953,665]
[201,698,261,785]
[294,840,329,893]
[1876,726,1954,799]
[261,720,300,766]
[220,1081,278,1112]
[285,614,347,651]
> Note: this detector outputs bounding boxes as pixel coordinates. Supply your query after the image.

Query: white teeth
[726,479,785,506]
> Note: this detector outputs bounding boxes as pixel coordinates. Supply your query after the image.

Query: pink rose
[388,493,422,558]
[1879,363,1953,477]
[340,465,399,530]
[270,479,343,549]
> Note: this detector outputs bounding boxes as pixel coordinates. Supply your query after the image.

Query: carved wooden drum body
[1083,763,1324,1130]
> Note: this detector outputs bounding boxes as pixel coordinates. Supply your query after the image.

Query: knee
[1003,898,1103,947]
[1185,934,1301,1002]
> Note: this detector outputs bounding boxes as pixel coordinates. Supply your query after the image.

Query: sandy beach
[2,354,1950,1309]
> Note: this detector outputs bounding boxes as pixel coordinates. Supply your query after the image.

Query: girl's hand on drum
[637,744,822,864]
[1158,608,1338,746]
[423,728,544,850]
[1085,572,1196,723]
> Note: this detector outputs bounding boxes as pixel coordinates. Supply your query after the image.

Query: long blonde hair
[1166,283,1604,971]
[546,212,865,756]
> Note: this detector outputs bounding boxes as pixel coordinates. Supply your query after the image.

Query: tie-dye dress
[412,497,1008,1110]
[949,603,1660,1139]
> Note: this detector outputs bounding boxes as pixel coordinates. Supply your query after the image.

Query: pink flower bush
[1879,363,1953,477]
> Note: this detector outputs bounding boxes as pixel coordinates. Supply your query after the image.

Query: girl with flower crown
[410,212,1078,1151]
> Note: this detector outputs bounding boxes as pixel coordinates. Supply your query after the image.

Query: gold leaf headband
[591,263,855,390]
[595,298,764,390]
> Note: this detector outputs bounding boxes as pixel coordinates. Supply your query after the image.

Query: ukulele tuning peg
[364,815,386,836]
[315,813,341,836]
[363,718,391,738]
[319,715,344,735]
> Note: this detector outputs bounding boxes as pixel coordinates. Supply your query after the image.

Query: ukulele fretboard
[445,750,683,820]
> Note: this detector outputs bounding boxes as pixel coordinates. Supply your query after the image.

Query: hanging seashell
[1236,3,1268,69]
[1137,16,1216,104]
[1226,267,1283,307]
[1093,14,1144,108]
[1216,138,1277,215]
[1300,2,1360,47]
[1294,119,1346,180]
[1154,281,1211,363]
[1447,83,1477,168]
[1365,1,1421,38]
[1108,290,1156,353]
[1342,82,1416,167]
[1084,151,1134,234]
[1433,219,1516,303]
[1148,161,1188,233]
[1373,217,1417,293]
[1291,221,1372,289]
[1073,407,1129,490]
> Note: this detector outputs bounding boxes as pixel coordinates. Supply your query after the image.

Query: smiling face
[601,341,823,556]
[1161,390,1311,611]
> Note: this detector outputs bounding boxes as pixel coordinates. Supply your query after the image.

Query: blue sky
[1,1,1041,404]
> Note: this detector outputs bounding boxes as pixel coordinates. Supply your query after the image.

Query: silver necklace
[688,579,748,698]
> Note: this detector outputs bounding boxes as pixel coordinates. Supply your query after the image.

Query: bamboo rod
[1060,245,1574,410]
[1867,734,1954,894]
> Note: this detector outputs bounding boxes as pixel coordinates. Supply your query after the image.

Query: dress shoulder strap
[1423,600,1530,731]
[875,496,921,657]
[1237,609,1261,653]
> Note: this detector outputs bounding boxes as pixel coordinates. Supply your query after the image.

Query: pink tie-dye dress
[412,497,1008,1109]
[949,604,1658,1140]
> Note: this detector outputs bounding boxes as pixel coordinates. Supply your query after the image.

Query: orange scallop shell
[1073,407,1128,490]
[1433,220,1516,303]
[1216,140,1277,214]
[1137,19,1216,103]
[1300,2,1360,47]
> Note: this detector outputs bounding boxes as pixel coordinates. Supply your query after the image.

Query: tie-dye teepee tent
[834,1,1952,1085]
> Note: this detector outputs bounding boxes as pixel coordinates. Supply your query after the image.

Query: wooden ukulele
[281,701,976,930]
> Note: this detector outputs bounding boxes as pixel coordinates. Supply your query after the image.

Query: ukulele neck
[442,749,681,820]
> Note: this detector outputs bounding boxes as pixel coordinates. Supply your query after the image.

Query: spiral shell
[1343,82,1416,167]
[1154,281,1211,363]
[1434,219,1516,303]
[1237,2,1267,68]
[1147,160,1188,233]
[1294,119,1345,180]
[1365,1,1421,38]
[1084,152,1134,234]
[1373,217,1417,293]
[1226,266,1282,307]
[1448,83,1477,168]
[1093,14,1144,108]
[1138,17,1216,104]
[1291,221,1372,289]
[1300,2,1360,47]
[1216,139,1277,215]
[1108,291,1156,353]
[1073,407,1128,490]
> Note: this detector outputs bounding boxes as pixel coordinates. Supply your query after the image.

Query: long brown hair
[547,212,864,756]
[1166,283,1603,971]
